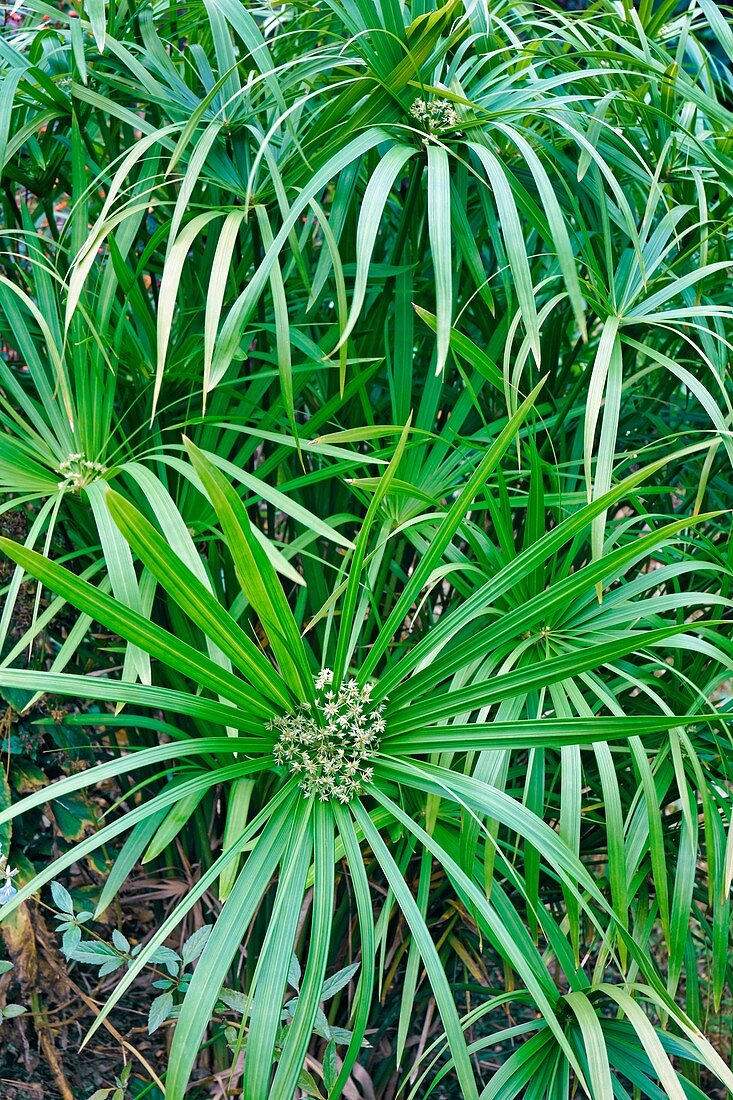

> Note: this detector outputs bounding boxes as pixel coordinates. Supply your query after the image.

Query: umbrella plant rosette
[0,429,732,1098]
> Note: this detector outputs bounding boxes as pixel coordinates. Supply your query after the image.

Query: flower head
[270,670,385,803]
[0,844,18,905]
[409,96,460,133]
[57,452,107,492]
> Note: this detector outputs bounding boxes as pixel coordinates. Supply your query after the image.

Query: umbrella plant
[1,432,733,1098]
[1,0,733,1095]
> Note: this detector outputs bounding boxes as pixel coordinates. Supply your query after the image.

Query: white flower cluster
[0,844,18,905]
[409,97,460,132]
[271,669,384,803]
[57,452,107,492]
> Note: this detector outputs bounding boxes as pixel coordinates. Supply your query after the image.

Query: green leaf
[166,796,299,1097]
[426,144,453,376]
[353,800,480,1100]
[183,438,313,699]
[84,0,107,51]
[320,961,360,1001]
[0,536,275,719]
[362,378,546,682]
[148,991,174,1035]
[269,801,335,1099]
[104,490,291,710]
[468,142,541,366]
[50,880,74,915]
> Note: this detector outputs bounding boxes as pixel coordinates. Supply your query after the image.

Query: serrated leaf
[148,991,174,1034]
[69,941,118,962]
[61,926,82,958]
[148,946,181,976]
[111,929,130,954]
[320,961,359,1002]
[310,1006,333,1041]
[218,987,249,1015]
[329,1025,356,1046]
[323,1040,337,1091]
[98,957,126,977]
[296,1069,326,1100]
[181,925,212,967]
[50,880,74,915]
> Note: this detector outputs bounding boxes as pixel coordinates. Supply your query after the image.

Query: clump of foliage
[1,0,733,1097]
[0,960,24,1026]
